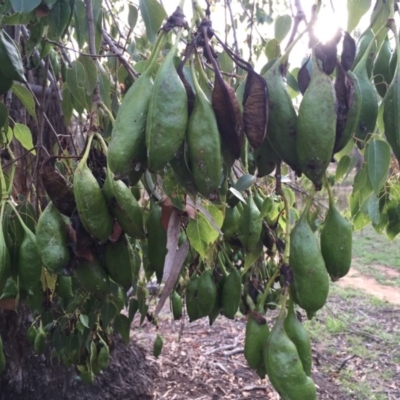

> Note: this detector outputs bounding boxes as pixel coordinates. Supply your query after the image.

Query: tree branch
[286,0,306,50]
[226,0,239,55]
[84,0,101,127]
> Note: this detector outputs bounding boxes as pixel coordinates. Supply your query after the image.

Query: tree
[0,0,398,398]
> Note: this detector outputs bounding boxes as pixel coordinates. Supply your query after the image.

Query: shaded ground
[131,263,400,400]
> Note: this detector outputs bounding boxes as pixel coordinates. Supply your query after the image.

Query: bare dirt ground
[131,265,400,400]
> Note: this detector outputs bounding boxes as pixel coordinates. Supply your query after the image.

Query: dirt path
[338,266,400,306]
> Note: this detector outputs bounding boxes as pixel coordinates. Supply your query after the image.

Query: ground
[132,225,400,400]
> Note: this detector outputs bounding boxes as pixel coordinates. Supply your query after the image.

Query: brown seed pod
[242,70,269,148]
[41,157,76,217]
[341,31,356,71]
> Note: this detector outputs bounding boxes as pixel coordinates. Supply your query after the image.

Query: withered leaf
[243,70,269,148]
[334,62,354,152]
[41,157,76,216]
[212,75,244,159]
[341,32,356,71]
[298,57,311,95]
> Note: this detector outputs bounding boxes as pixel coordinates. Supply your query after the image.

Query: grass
[304,283,400,400]
[351,225,400,285]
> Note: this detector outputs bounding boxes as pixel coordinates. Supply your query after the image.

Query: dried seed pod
[341,31,356,71]
[212,76,244,160]
[41,157,76,217]
[242,70,268,148]
[297,57,311,95]
[334,63,361,154]
[314,29,342,75]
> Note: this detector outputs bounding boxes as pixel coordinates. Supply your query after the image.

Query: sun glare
[312,6,346,44]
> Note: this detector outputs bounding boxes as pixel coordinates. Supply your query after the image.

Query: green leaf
[48,0,71,40]
[99,70,111,109]
[139,0,167,43]
[347,0,371,32]
[11,0,40,13]
[386,203,400,239]
[73,0,88,48]
[265,39,280,61]
[353,210,370,231]
[114,314,130,345]
[11,83,37,120]
[335,154,351,182]
[0,102,8,131]
[367,193,380,225]
[79,314,90,329]
[77,55,98,95]
[243,239,263,273]
[187,206,223,259]
[353,168,367,193]
[228,187,245,203]
[66,60,87,110]
[61,83,73,125]
[367,139,391,194]
[13,123,36,155]
[219,51,234,74]
[274,14,292,43]
[128,5,139,30]
[128,298,139,323]
[100,301,118,329]
[234,174,255,191]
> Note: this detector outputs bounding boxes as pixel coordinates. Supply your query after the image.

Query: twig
[237,0,267,44]
[102,29,138,80]
[226,0,239,56]
[104,0,125,38]
[223,347,243,356]
[336,354,356,372]
[84,0,101,127]
[243,385,267,391]
[286,0,306,50]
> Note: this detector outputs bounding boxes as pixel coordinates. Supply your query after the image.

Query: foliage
[0,0,398,396]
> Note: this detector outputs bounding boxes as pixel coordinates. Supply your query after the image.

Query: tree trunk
[0,306,157,400]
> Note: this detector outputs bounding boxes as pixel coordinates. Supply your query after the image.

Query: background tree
[0,0,398,399]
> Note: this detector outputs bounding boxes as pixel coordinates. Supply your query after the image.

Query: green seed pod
[146,31,188,172]
[320,192,352,281]
[197,269,217,318]
[170,290,183,320]
[74,258,110,299]
[18,226,42,293]
[107,33,166,178]
[0,205,11,291]
[55,275,73,300]
[373,35,393,98]
[353,36,379,149]
[153,334,163,358]
[187,56,222,198]
[253,136,281,178]
[74,137,112,242]
[297,53,336,190]
[26,324,37,346]
[104,234,135,290]
[221,206,241,240]
[352,29,376,78]
[384,31,400,164]
[103,167,144,240]
[36,202,70,274]
[238,194,262,253]
[264,304,317,400]
[263,61,300,174]
[33,327,46,355]
[97,342,110,371]
[333,68,362,154]
[221,267,241,319]
[284,298,312,376]
[186,274,200,322]
[289,200,329,319]
[244,312,270,373]
[146,200,167,283]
